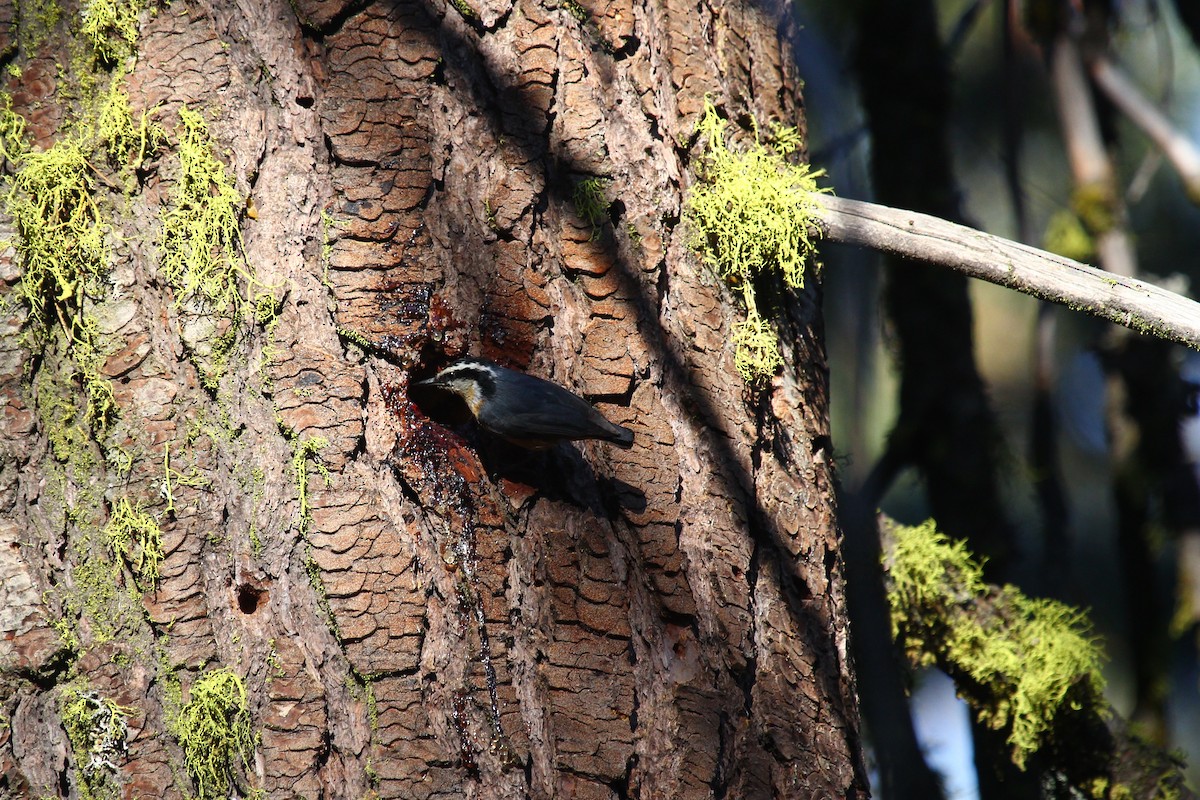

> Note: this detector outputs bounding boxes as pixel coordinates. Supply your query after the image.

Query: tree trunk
[0,1,866,798]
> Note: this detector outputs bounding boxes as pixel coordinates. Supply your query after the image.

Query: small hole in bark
[296,95,314,108]
[237,583,267,614]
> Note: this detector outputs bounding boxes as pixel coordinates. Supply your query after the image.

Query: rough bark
[0,0,866,798]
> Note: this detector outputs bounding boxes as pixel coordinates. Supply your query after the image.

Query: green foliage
[60,686,133,800]
[685,100,828,385]
[103,497,163,591]
[572,176,609,238]
[168,667,257,800]
[160,106,248,315]
[886,520,1107,770]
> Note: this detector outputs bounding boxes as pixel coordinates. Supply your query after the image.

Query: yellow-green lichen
[292,434,331,535]
[3,126,108,345]
[0,96,27,163]
[80,0,147,66]
[685,100,828,385]
[96,78,165,172]
[253,291,282,329]
[65,539,142,646]
[103,497,163,591]
[33,355,97,464]
[885,520,1106,770]
[291,435,338,635]
[572,176,609,239]
[159,441,211,516]
[335,325,373,353]
[160,106,248,315]
[60,685,134,800]
[2,85,160,459]
[168,667,258,800]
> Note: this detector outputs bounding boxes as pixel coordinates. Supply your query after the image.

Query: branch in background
[1050,35,1138,278]
[814,193,1200,349]
[1090,55,1200,204]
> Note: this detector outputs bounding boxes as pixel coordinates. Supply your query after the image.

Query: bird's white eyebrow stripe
[437,362,499,381]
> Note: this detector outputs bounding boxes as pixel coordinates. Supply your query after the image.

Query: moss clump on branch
[884,519,1106,771]
[685,100,828,385]
[60,686,133,800]
[168,667,258,800]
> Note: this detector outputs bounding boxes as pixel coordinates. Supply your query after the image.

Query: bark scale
[0,0,865,797]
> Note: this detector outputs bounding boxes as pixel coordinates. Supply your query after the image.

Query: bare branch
[814,194,1200,349]
[1090,55,1200,204]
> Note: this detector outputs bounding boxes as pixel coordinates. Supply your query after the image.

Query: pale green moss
[103,497,163,591]
[563,0,588,23]
[1043,208,1095,263]
[167,667,257,800]
[886,520,1106,770]
[449,0,478,20]
[61,685,134,800]
[160,106,248,315]
[685,100,828,385]
[67,538,142,646]
[13,0,62,55]
[572,176,609,239]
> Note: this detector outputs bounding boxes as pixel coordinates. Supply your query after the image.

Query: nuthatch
[416,357,634,449]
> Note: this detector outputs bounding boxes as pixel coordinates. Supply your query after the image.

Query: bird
[415,357,634,449]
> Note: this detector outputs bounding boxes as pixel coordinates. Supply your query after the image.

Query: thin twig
[813,193,1200,349]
